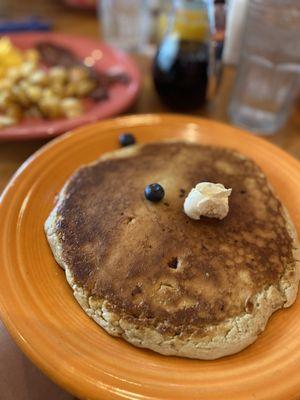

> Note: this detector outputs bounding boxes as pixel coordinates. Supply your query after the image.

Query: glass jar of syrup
[152,0,214,111]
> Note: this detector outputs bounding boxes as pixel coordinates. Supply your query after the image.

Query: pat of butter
[184,182,232,220]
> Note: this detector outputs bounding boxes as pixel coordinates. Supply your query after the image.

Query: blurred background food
[0,37,132,128]
[0,38,86,126]
[0,37,38,77]
[0,0,298,147]
[0,0,298,136]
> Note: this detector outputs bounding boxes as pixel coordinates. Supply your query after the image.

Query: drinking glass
[229,0,300,135]
[98,0,151,52]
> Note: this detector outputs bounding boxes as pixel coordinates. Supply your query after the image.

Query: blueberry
[144,183,165,202]
[119,132,136,147]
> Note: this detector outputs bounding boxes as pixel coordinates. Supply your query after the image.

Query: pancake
[45,142,300,359]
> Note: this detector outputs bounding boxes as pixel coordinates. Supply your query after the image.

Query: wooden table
[0,1,299,399]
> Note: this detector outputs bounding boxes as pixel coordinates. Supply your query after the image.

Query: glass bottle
[152,0,214,111]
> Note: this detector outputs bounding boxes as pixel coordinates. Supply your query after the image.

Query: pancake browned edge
[45,142,300,360]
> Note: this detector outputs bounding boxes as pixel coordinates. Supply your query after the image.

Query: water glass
[229,0,300,134]
[98,0,151,52]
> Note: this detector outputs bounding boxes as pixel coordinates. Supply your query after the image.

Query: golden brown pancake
[45,142,300,359]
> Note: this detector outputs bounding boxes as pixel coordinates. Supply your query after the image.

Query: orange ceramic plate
[0,115,300,400]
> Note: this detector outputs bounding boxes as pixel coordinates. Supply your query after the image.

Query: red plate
[0,32,141,140]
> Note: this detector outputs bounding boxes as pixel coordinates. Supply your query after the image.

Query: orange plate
[0,114,300,400]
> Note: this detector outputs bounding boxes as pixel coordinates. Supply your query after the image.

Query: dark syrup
[152,36,209,111]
